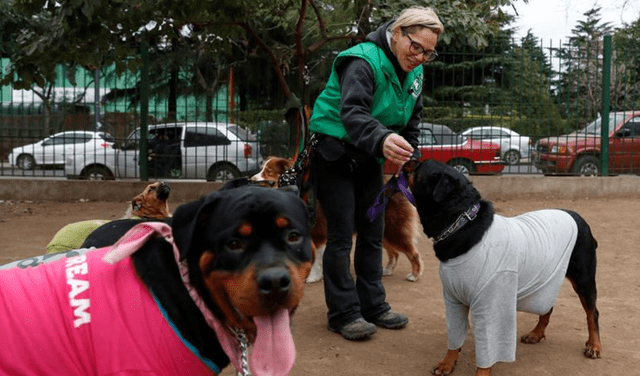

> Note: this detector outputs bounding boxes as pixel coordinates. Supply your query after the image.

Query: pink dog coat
[0,247,219,376]
[1,221,297,376]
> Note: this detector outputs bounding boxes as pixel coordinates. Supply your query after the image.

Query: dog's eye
[285,230,303,245]
[226,239,246,253]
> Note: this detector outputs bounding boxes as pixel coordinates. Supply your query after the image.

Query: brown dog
[123,181,172,219]
[46,182,172,254]
[251,157,423,283]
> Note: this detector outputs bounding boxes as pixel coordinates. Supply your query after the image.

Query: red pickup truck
[533,111,640,175]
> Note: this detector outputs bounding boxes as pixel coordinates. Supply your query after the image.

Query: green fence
[1,35,640,180]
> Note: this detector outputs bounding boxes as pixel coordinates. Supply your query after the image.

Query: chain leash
[278,133,318,188]
[230,328,251,376]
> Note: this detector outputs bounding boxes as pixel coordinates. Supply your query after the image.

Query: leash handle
[366,172,415,222]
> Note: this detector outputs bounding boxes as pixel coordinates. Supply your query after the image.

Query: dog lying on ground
[46,181,172,254]
[251,156,423,283]
[0,184,312,376]
[404,160,601,376]
[81,178,256,250]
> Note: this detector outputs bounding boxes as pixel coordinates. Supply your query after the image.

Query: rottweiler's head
[403,160,481,220]
[130,181,171,219]
[171,184,312,374]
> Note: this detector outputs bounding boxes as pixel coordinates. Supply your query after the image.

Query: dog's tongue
[250,308,295,376]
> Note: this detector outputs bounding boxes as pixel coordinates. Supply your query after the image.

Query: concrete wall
[0,179,225,202]
[470,174,640,200]
[1,175,640,202]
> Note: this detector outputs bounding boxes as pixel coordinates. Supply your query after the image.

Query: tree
[1,0,528,147]
[506,35,563,136]
[612,16,640,110]
[555,7,615,123]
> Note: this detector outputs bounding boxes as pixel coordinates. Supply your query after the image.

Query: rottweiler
[404,160,601,376]
[0,184,312,375]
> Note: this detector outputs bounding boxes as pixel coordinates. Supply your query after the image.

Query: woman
[309,6,444,340]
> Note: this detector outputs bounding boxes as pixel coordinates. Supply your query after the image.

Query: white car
[65,122,263,181]
[461,126,532,165]
[8,131,115,170]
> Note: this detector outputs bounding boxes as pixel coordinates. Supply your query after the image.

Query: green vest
[310,42,423,142]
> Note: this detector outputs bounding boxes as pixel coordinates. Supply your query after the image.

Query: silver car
[65,122,263,181]
[8,131,114,170]
[461,126,532,165]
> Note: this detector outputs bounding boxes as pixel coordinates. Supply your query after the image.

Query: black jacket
[335,20,422,160]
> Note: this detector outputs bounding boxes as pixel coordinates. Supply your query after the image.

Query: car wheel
[503,150,521,165]
[572,155,599,176]
[16,154,36,170]
[207,163,240,182]
[81,165,114,180]
[448,159,474,175]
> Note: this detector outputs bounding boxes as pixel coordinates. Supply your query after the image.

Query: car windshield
[430,125,466,145]
[581,113,628,135]
[228,125,257,142]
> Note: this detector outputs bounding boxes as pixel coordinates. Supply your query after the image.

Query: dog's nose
[257,267,291,298]
[158,182,171,199]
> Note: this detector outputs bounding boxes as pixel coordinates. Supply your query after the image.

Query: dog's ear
[402,160,419,175]
[131,196,143,212]
[171,193,221,260]
[277,158,294,173]
[432,172,457,203]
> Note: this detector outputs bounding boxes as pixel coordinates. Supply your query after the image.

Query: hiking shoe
[368,310,409,329]
[329,318,377,340]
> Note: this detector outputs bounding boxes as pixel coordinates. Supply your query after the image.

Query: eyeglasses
[403,32,438,62]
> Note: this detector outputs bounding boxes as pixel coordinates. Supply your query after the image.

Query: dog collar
[432,203,481,244]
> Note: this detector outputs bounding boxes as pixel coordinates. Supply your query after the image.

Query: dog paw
[584,342,602,359]
[382,267,393,276]
[432,363,455,376]
[305,273,323,284]
[520,332,545,344]
[406,273,419,282]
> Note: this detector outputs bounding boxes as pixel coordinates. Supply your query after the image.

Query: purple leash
[367,172,415,222]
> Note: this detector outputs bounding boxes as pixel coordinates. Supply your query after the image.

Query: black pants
[314,153,390,329]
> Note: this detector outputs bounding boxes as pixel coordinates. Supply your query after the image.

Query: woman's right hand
[383,133,414,171]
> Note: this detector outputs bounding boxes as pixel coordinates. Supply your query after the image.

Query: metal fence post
[600,35,611,177]
[139,41,150,181]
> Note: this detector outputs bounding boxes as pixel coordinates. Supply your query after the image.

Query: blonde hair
[390,6,444,35]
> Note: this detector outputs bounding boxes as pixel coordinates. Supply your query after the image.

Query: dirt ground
[1,196,639,376]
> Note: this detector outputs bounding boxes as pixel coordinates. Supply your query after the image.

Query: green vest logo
[411,73,423,99]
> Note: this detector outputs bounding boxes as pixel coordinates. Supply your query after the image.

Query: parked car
[384,123,505,175]
[65,122,263,181]
[533,111,640,175]
[461,126,532,165]
[8,131,114,170]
